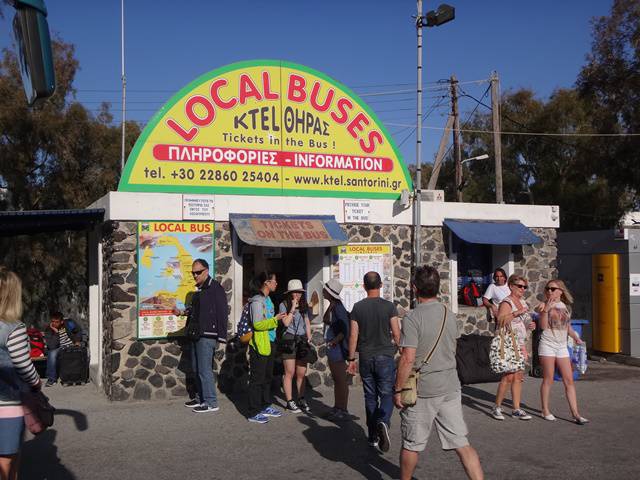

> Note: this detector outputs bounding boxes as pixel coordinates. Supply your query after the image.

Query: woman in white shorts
[535,280,589,425]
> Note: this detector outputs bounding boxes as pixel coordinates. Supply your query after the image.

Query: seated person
[43,311,82,386]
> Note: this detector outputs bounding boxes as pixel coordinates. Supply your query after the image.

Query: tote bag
[489,329,525,374]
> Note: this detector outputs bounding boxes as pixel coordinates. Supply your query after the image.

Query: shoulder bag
[489,327,525,374]
[400,306,448,407]
[21,390,55,435]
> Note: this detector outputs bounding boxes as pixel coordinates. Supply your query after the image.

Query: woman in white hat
[278,279,312,413]
[323,278,350,421]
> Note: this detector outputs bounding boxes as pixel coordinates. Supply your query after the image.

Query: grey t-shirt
[278,302,307,336]
[400,301,460,398]
[350,297,398,360]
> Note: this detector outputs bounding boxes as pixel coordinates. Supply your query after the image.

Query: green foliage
[0,39,140,326]
[436,0,640,230]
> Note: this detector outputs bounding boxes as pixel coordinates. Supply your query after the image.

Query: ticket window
[242,246,309,308]
[240,245,326,324]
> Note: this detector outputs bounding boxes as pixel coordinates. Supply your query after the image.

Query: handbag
[21,390,55,435]
[489,328,525,374]
[400,306,448,407]
[296,339,317,364]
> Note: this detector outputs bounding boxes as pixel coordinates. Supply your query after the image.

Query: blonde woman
[535,280,589,425]
[0,268,41,480]
[491,274,536,421]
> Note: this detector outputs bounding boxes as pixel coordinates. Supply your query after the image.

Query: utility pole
[427,114,454,190]
[120,0,127,175]
[414,0,424,273]
[491,71,503,203]
[451,75,462,201]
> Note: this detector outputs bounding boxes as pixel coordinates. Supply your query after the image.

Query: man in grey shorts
[394,266,483,480]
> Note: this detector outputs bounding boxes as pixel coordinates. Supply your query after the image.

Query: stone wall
[101,221,236,401]
[99,221,558,400]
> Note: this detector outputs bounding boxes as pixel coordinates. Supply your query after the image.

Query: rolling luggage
[58,346,89,385]
[456,334,502,385]
[530,327,543,378]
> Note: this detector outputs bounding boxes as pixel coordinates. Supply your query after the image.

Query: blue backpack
[237,302,253,344]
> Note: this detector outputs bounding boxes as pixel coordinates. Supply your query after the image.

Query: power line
[397,128,417,148]
[385,123,640,137]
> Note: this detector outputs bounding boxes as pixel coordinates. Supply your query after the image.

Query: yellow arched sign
[118,60,412,198]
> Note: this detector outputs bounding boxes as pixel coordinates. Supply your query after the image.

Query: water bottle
[573,343,588,374]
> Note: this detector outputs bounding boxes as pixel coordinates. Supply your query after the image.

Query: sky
[1,0,613,169]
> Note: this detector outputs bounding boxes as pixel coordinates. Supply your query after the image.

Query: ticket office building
[87,191,558,401]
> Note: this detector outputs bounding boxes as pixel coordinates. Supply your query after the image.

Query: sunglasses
[512,283,528,290]
[191,269,206,277]
[545,287,561,292]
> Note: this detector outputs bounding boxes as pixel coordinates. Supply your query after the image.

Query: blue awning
[444,219,542,245]
[230,214,348,248]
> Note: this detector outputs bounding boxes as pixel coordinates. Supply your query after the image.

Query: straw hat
[284,279,305,294]
[323,278,343,300]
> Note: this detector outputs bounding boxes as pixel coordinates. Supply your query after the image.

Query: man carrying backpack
[43,311,82,386]
[183,259,228,413]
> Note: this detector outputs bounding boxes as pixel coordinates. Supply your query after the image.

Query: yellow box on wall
[592,254,621,353]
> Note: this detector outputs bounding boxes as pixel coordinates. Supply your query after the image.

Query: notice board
[137,221,215,339]
[332,243,393,312]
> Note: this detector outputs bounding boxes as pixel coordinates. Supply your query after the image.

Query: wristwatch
[347,358,356,362]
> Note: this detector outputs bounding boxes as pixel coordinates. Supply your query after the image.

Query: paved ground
[21,361,640,479]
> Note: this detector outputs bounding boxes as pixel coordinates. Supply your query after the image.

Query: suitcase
[530,328,543,378]
[456,334,502,385]
[58,346,89,385]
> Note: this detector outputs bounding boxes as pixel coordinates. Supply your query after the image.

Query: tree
[0,38,140,326]
[577,0,640,213]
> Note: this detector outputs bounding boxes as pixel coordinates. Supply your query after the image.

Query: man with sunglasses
[183,259,228,413]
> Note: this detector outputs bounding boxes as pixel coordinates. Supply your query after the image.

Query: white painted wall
[87,226,103,390]
[90,191,560,228]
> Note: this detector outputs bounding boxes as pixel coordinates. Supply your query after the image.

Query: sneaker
[543,414,556,421]
[376,422,391,452]
[286,400,302,413]
[368,438,379,447]
[574,416,590,425]
[45,380,56,387]
[184,399,200,408]
[248,413,269,424]
[490,406,505,420]
[512,409,532,420]
[193,405,219,413]
[261,406,283,417]
[298,398,311,413]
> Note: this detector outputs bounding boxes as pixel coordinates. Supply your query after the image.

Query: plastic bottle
[573,343,588,374]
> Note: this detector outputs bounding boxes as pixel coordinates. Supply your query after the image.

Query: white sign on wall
[344,200,370,223]
[631,273,640,296]
[332,243,393,312]
[182,195,215,220]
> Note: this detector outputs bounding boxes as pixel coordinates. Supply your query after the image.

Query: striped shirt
[6,325,40,387]
[58,328,74,348]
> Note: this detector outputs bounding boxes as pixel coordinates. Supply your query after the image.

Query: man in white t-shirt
[482,268,509,320]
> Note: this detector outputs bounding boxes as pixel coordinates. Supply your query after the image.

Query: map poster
[137,221,215,339]
[331,243,393,312]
